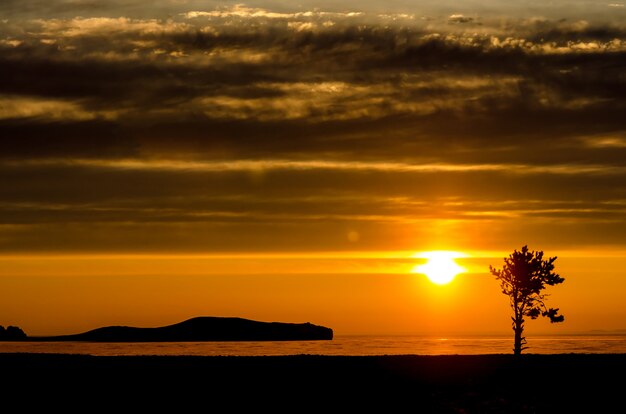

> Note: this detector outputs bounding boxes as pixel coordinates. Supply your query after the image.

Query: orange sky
[2,250,625,336]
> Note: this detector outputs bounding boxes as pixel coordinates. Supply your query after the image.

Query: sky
[1,1,625,337]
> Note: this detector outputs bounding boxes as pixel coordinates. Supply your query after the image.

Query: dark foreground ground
[1,353,624,412]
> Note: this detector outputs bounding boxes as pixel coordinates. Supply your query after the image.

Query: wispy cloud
[181,5,364,20]
[5,158,626,176]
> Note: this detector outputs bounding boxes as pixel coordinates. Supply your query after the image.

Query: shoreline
[2,353,624,411]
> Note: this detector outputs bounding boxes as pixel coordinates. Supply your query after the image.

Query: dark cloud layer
[0,3,625,252]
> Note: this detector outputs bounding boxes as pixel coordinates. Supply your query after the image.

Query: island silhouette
[25,316,333,342]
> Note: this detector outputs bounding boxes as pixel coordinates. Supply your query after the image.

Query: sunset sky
[1,1,625,337]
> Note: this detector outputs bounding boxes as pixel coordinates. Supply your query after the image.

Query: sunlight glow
[412,251,467,285]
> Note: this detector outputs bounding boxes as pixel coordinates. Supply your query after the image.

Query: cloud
[448,14,474,24]
[582,135,626,148]
[181,4,364,20]
[34,17,191,37]
[4,158,626,176]
[0,95,118,120]
[2,19,624,131]
[1,4,625,252]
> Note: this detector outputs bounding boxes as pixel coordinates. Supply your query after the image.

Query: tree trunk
[513,319,524,355]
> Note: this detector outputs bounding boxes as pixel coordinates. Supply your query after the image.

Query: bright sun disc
[412,251,466,285]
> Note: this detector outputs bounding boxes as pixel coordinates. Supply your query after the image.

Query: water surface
[2,335,625,356]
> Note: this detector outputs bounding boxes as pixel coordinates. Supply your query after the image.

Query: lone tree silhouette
[489,245,565,355]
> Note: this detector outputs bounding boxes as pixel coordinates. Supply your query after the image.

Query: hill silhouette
[31,317,333,342]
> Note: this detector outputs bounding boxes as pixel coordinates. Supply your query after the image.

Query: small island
[25,317,333,342]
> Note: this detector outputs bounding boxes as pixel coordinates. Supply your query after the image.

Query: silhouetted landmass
[31,317,333,342]
[0,325,27,341]
[1,353,624,412]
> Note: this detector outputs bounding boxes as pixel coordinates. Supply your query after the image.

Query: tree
[489,245,565,355]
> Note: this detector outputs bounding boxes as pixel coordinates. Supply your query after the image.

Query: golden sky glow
[1,1,625,336]
[412,251,467,285]
[1,250,625,336]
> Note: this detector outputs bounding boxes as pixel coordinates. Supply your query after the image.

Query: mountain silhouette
[32,317,333,342]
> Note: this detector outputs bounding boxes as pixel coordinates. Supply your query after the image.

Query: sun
[412,251,466,285]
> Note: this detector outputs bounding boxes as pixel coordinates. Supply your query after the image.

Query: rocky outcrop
[0,325,27,340]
